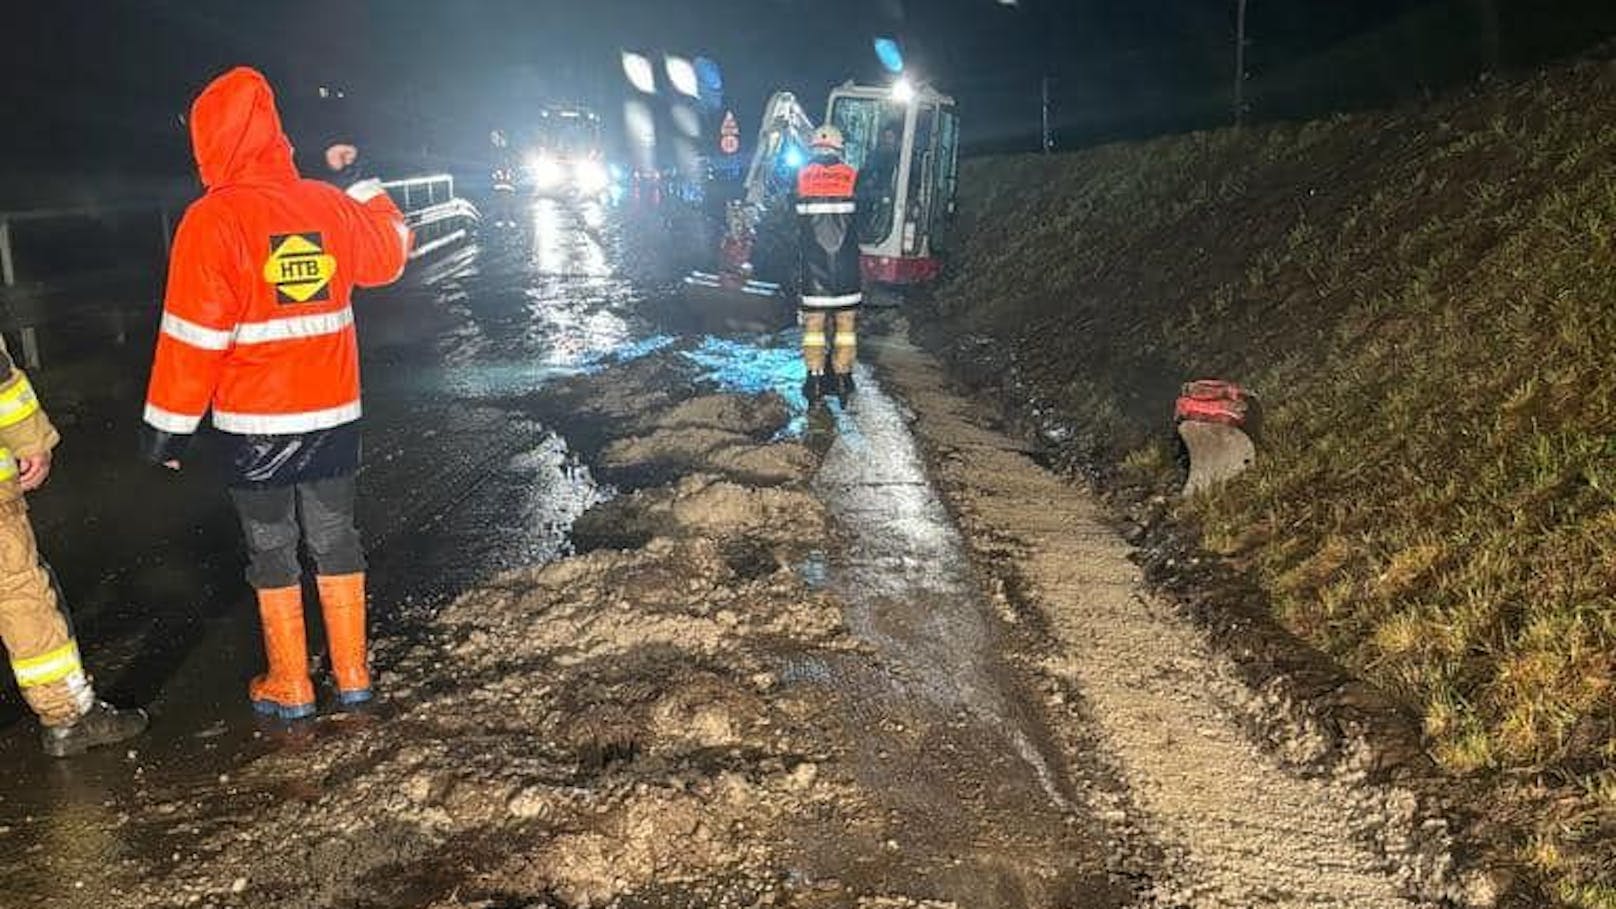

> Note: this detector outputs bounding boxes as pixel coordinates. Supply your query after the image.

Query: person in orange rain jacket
[140,67,412,720]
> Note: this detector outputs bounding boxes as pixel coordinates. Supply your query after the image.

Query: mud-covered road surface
[0,199,1496,908]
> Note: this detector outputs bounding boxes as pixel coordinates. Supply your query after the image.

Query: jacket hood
[190,67,297,188]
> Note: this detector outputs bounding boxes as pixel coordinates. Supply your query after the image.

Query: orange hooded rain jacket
[141,67,411,485]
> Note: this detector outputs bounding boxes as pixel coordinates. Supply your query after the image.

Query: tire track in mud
[869,332,1503,908]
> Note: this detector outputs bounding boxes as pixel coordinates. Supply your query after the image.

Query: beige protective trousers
[801,309,858,376]
[0,344,89,727]
[0,499,90,725]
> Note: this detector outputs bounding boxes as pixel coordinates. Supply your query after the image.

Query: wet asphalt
[787,380,1118,904]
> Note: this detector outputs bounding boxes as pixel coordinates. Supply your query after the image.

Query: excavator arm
[740,91,817,211]
[682,90,817,322]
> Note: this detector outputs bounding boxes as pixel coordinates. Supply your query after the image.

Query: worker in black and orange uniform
[794,125,863,404]
[140,67,412,719]
[0,339,147,756]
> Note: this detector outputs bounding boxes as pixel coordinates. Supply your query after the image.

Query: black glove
[138,425,191,466]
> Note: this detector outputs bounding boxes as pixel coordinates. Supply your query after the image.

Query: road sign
[719,111,741,156]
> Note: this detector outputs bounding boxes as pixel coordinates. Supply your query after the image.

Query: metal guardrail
[0,174,478,290]
[382,173,455,212]
[381,174,480,261]
[0,200,180,289]
[0,175,478,367]
[0,199,181,366]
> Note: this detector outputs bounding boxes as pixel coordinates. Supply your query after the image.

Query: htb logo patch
[263,233,336,303]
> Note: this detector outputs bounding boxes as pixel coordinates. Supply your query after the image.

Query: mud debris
[601,392,816,487]
[106,346,1123,909]
[106,364,871,908]
[572,475,827,554]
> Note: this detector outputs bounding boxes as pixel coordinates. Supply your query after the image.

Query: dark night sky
[2,1,1613,194]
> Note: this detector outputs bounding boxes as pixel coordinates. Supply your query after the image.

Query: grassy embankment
[936,59,1616,905]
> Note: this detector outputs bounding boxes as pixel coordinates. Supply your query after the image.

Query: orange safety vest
[144,67,411,440]
[797,160,856,200]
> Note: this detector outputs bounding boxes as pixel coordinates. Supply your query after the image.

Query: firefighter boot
[833,372,856,404]
[801,311,829,405]
[41,700,148,758]
[317,572,372,707]
[249,586,315,720]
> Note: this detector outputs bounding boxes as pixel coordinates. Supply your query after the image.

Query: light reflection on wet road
[814,366,1076,813]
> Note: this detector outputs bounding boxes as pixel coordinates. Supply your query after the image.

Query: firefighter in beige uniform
[0,340,147,756]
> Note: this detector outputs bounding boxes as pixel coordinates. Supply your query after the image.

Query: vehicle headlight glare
[528,154,565,188]
[575,160,610,194]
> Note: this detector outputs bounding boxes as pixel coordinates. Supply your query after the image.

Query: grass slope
[937,59,1616,905]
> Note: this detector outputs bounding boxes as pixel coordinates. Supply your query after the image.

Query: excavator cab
[683,82,960,328]
[826,81,959,285]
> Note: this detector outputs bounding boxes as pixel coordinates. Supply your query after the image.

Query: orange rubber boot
[317,572,371,707]
[249,586,315,719]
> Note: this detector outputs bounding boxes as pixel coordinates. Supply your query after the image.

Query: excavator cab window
[903,110,935,253]
[829,96,905,244]
[930,108,960,252]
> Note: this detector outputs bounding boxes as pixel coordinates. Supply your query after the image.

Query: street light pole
[1039,0,1056,154]
[1234,0,1249,126]
[1041,74,1052,153]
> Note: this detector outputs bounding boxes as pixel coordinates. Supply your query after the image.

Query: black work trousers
[228,475,364,590]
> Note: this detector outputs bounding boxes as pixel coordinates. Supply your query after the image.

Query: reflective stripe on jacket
[795,156,863,309]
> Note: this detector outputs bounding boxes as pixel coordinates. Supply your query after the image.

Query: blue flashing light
[695,56,724,111]
[874,37,905,74]
[781,145,806,169]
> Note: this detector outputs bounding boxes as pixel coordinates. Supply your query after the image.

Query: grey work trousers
[228,475,365,590]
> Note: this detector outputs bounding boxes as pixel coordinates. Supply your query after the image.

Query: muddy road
[0,198,1491,908]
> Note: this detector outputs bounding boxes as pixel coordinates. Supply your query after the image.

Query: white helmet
[810,125,845,153]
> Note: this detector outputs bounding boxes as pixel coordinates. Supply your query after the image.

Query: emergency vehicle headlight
[528,154,565,189]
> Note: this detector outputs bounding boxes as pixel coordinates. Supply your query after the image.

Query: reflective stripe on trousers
[0,500,94,725]
[801,311,857,375]
[13,640,83,686]
[832,310,858,375]
[801,312,829,375]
